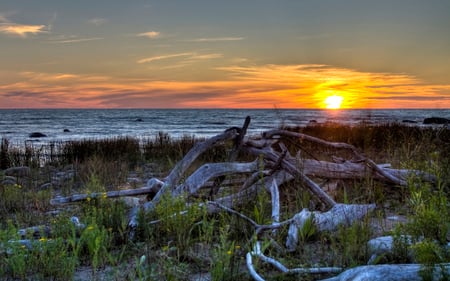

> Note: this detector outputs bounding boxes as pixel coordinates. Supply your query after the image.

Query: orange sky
[1,1,450,109]
[1,64,449,109]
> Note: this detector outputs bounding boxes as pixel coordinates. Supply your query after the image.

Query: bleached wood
[244,145,337,208]
[150,128,239,205]
[286,203,376,251]
[50,186,156,205]
[320,264,450,281]
[172,160,259,196]
[263,129,358,152]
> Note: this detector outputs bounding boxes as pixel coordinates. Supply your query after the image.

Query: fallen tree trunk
[320,263,450,281]
[50,186,158,205]
[286,203,376,252]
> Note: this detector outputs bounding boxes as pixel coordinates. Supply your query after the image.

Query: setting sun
[324,95,344,109]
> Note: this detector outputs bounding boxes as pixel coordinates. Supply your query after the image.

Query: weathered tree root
[320,263,450,281]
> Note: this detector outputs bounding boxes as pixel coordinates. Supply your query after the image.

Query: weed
[155,193,203,260]
[211,225,241,281]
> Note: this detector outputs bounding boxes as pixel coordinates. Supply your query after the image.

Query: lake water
[0,109,449,146]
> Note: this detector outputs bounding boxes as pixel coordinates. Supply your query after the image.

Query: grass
[0,123,449,280]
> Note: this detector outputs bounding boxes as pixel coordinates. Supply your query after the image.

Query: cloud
[47,13,57,31]
[187,37,244,42]
[1,65,450,109]
[137,52,193,64]
[137,52,222,64]
[88,18,108,26]
[189,53,223,60]
[137,31,160,38]
[0,14,8,23]
[0,23,46,37]
[48,37,104,44]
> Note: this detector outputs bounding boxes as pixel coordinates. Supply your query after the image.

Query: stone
[29,132,47,138]
[1,176,17,185]
[5,166,31,177]
[423,117,450,124]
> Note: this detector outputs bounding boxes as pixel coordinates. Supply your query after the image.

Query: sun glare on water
[324,95,344,109]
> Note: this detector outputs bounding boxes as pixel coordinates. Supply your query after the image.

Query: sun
[324,95,343,109]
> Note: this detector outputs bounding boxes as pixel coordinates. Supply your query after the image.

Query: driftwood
[47,116,438,280]
[50,186,159,205]
[320,264,450,281]
[286,203,376,252]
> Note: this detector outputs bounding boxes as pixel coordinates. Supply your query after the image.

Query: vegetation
[0,122,449,280]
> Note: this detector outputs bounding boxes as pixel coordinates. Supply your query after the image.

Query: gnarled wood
[172,160,260,196]
[286,203,376,252]
[320,264,450,281]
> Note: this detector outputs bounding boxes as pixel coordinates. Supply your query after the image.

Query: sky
[1,0,450,109]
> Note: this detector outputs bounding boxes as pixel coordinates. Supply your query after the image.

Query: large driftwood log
[50,186,160,205]
[172,160,260,196]
[320,264,450,281]
[150,128,239,204]
[243,145,337,207]
[286,203,376,252]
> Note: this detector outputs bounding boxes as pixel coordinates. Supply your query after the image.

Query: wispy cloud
[189,53,223,60]
[137,52,193,64]
[137,52,223,64]
[137,31,160,38]
[0,23,46,37]
[187,37,244,42]
[48,37,104,44]
[88,17,108,26]
[0,14,8,23]
[47,13,57,31]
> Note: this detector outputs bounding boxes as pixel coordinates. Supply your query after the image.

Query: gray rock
[5,166,31,177]
[423,117,450,124]
[29,132,47,138]
[1,176,17,185]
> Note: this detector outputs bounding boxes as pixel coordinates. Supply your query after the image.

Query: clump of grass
[0,138,11,169]
[61,136,142,167]
[0,220,78,280]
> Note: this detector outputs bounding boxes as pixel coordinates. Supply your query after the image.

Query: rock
[29,132,47,138]
[1,176,17,185]
[367,235,412,264]
[189,273,211,281]
[5,166,31,177]
[51,170,75,186]
[423,117,450,124]
[127,177,142,185]
[121,197,141,208]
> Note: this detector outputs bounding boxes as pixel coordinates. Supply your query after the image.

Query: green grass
[0,123,449,280]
